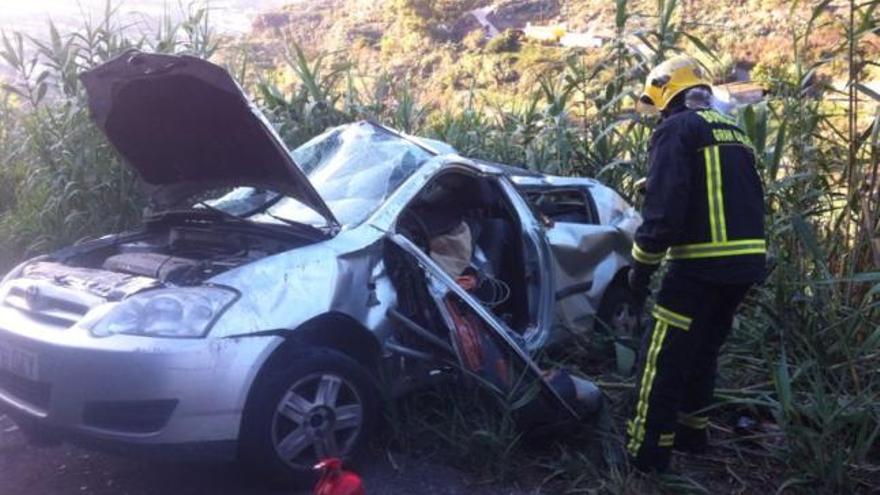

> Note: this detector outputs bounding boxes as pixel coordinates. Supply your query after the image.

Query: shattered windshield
[278,122,435,226]
[207,122,436,228]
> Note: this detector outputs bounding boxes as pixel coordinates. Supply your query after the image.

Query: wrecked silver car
[0,52,640,484]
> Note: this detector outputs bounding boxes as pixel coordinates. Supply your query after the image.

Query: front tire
[240,347,378,487]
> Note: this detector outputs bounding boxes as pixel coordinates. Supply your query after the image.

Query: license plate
[0,341,39,381]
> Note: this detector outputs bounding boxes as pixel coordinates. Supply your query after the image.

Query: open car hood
[80,50,339,228]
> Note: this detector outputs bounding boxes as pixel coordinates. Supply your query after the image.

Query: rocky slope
[249,0,869,62]
[239,0,877,109]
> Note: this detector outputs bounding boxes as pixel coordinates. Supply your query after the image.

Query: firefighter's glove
[628,264,654,309]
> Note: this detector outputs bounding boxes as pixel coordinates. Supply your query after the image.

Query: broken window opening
[523,187,599,225]
[394,171,539,335]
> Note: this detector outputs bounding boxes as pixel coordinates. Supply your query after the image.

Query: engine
[98,225,289,285]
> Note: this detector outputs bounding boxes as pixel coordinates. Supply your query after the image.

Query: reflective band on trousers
[658,432,676,447]
[678,413,709,430]
[652,304,692,330]
[632,243,665,265]
[627,319,670,456]
[667,239,766,260]
[705,145,727,243]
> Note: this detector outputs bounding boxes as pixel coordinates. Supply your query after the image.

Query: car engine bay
[98,225,290,284]
[19,213,321,299]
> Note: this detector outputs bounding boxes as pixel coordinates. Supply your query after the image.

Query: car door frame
[380,162,557,353]
[385,232,578,419]
[492,175,558,353]
[515,179,638,338]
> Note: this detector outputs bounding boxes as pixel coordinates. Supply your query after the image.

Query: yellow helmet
[638,56,711,113]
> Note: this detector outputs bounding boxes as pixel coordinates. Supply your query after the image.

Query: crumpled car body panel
[0,120,639,453]
[511,175,641,336]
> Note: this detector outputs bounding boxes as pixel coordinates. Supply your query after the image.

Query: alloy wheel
[270,372,364,469]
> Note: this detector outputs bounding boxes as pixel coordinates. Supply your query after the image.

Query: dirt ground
[0,414,532,495]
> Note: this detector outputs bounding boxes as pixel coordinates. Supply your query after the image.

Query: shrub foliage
[0,0,877,492]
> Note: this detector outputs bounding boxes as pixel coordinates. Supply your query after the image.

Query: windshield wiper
[193,201,329,240]
[265,211,306,228]
[265,212,333,238]
[237,192,284,218]
[195,201,254,225]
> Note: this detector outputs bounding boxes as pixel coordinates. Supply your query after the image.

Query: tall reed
[0,0,876,491]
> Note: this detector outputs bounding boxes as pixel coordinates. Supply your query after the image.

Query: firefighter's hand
[628,265,652,308]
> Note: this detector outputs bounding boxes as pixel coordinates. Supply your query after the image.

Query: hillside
[0,2,878,493]
[241,0,880,110]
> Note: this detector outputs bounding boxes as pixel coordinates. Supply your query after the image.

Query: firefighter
[625,56,766,472]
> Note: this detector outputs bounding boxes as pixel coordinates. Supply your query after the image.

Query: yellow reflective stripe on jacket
[627,320,670,456]
[667,239,766,260]
[704,146,727,243]
[658,432,676,447]
[632,243,665,265]
[652,304,692,330]
[697,110,738,126]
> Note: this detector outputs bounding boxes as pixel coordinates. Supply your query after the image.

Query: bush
[485,29,522,53]
[0,0,878,492]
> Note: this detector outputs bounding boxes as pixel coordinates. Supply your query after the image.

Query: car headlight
[0,260,32,301]
[1,260,33,287]
[89,287,238,338]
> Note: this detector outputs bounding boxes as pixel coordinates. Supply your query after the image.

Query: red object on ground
[313,458,365,495]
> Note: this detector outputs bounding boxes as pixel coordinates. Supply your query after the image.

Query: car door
[385,232,579,420]
[493,176,558,352]
[523,184,633,336]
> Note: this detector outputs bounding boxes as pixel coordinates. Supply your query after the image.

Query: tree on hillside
[431,0,484,24]
[388,0,484,34]
[389,0,433,32]
[382,0,433,53]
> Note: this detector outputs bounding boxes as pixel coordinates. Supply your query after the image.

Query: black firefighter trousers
[626,270,752,471]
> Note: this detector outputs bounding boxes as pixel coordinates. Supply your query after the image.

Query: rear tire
[239,347,378,488]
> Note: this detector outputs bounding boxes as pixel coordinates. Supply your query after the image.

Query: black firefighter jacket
[632,108,767,284]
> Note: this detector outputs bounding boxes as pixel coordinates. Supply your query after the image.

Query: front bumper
[0,304,281,459]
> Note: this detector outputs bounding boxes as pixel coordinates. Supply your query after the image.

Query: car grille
[2,281,98,327]
[0,368,51,412]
